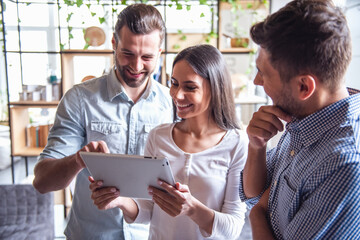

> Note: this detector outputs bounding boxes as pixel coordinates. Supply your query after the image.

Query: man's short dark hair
[250,0,351,91]
[114,3,165,47]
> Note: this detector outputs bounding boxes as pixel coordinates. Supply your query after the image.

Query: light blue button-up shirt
[240,90,360,239]
[40,68,174,240]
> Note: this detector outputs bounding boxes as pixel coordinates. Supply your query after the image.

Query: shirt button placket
[183,153,192,185]
[128,105,136,154]
[290,150,295,156]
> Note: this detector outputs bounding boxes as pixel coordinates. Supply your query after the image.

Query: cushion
[0,184,54,240]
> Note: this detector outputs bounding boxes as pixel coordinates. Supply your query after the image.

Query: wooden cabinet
[61,49,114,94]
[9,101,59,157]
[8,50,114,158]
[218,1,269,52]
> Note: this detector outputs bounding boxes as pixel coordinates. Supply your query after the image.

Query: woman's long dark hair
[172,44,240,130]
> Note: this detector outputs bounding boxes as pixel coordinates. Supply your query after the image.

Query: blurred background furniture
[0,184,54,240]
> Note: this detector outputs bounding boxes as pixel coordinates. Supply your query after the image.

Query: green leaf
[99,17,106,24]
[76,0,83,7]
[112,8,117,13]
[199,0,207,5]
[64,0,75,6]
[84,43,90,50]
[176,3,182,10]
[200,13,205,18]
[69,33,74,39]
[186,5,191,11]
[66,13,73,22]
[60,43,65,50]
[180,35,187,41]
[26,2,31,6]
[91,12,96,17]
[168,4,173,8]
[173,44,180,50]
[177,29,183,34]
[86,4,91,9]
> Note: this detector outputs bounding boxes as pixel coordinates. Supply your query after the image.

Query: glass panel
[18,3,51,27]
[72,55,112,85]
[3,29,20,52]
[6,53,22,101]
[3,0,20,26]
[165,3,216,33]
[20,30,49,51]
[21,53,61,86]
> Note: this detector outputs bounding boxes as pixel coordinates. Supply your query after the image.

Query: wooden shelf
[61,49,114,94]
[235,95,267,104]
[12,146,44,157]
[9,104,57,156]
[221,48,254,53]
[9,101,60,107]
[61,49,113,54]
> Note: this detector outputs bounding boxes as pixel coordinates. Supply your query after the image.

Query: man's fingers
[252,109,285,132]
[89,179,103,191]
[248,117,282,136]
[91,186,118,198]
[94,195,119,210]
[261,105,292,123]
[98,141,110,153]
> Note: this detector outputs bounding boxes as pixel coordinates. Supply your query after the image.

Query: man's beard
[276,85,304,119]
[115,61,151,88]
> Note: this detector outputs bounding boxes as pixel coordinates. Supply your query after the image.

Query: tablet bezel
[80,152,175,199]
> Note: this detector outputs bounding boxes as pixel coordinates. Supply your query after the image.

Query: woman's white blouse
[133,123,248,240]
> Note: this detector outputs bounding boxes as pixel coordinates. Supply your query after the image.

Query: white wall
[344,0,360,89]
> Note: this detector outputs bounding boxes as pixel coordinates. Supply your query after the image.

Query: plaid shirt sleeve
[282,155,360,239]
[239,147,279,208]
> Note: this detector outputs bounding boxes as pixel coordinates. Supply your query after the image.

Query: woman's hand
[149,180,195,217]
[150,180,215,235]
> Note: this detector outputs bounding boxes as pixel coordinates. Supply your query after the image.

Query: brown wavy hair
[114,4,165,47]
[250,0,351,92]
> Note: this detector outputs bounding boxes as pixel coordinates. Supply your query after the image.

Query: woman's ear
[295,75,316,101]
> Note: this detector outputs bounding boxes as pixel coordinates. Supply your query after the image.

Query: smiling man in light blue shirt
[33,4,174,240]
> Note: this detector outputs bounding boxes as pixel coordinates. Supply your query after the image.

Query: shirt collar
[107,67,156,102]
[285,90,360,147]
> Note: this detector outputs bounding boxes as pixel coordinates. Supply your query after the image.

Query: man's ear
[295,75,316,101]
[111,34,116,51]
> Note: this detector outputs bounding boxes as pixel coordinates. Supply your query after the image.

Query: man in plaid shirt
[239,0,360,239]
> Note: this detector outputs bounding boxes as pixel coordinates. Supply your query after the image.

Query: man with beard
[239,0,360,239]
[32,4,174,240]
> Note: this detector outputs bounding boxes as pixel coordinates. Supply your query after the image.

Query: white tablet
[80,152,176,199]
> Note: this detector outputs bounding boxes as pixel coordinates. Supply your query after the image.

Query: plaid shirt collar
[286,91,360,148]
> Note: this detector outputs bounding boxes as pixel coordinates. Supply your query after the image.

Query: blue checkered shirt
[240,90,360,239]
